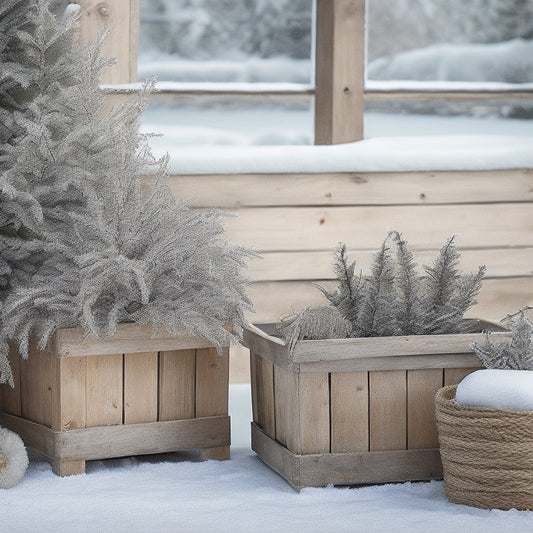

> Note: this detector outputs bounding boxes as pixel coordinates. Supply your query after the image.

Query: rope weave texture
[435,385,533,511]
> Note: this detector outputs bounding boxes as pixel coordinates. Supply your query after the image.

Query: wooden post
[76,0,139,84]
[314,0,365,144]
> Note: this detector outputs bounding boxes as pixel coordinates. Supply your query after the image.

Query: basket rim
[436,385,533,418]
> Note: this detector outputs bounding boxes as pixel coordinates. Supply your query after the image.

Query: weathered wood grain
[330,372,369,452]
[369,371,407,452]
[315,0,365,144]
[158,349,196,421]
[165,170,533,208]
[225,204,533,252]
[86,354,123,427]
[407,369,443,449]
[124,352,158,424]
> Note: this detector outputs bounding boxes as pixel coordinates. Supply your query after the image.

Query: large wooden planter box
[244,322,509,490]
[0,323,230,476]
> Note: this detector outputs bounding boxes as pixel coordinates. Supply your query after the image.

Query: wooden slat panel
[407,369,443,449]
[248,247,533,282]
[250,352,259,423]
[315,0,365,144]
[20,344,55,428]
[53,322,215,357]
[166,169,533,208]
[0,412,229,462]
[124,352,158,424]
[56,417,230,461]
[298,448,443,488]
[291,332,505,362]
[254,355,275,439]
[247,277,533,324]
[86,354,123,427]
[195,348,229,418]
[2,344,22,415]
[298,373,330,454]
[444,367,481,386]
[159,350,196,421]
[251,422,443,490]
[225,204,533,252]
[301,353,482,373]
[369,371,407,452]
[54,357,87,431]
[251,422,301,490]
[0,413,56,460]
[274,365,300,452]
[331,372,369,452]
[52,384,87,481]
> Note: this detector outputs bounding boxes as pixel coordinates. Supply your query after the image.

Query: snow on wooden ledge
[151,135,533,175]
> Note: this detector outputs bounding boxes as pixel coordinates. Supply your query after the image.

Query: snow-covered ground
[4,384,533,532]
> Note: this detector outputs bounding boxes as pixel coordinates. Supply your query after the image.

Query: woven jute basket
[435,385,533,511]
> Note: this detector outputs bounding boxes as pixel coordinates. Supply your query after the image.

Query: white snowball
[455,369,533,411]
[65,4,81,18]
[0,428,29,489]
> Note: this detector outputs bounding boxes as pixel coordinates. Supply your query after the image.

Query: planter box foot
[199,446,230,461]
[52,460,85,477]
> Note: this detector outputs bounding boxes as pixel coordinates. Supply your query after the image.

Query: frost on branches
[472,307,533,370]
[279,231,485,350]
[0,1,252,386]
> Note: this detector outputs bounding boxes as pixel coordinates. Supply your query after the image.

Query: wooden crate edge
[0,413,230,462]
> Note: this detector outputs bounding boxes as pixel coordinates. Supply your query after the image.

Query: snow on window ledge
[148,135,533,175]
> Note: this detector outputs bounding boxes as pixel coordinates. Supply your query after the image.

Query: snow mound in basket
[455,369,533,412]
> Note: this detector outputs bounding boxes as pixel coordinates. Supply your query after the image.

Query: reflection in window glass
[367,0,533,83]
[138,0,313,83]
[137,0,533,144]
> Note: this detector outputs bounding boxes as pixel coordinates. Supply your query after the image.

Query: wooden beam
[365,89,533,102]
[223,203,533,252]
[164,169,533,208]
[315,0,365,144]
[77,0,139,84]
[247,248,533,282]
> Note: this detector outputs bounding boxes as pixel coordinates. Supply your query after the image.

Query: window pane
[367,0,533,83]
[138,0,313,83]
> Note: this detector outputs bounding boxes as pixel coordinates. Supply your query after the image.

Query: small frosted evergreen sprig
[472,307,533,370]
[279,306,352,353]
[278,231,486,349]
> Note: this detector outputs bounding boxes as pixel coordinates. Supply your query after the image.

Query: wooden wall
[169,169,533,324]
[77,0,533,325]
[76,0,138,84]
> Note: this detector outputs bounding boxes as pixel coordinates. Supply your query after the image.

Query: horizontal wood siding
[162,168,533,324]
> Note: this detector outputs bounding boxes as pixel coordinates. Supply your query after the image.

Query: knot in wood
[343,86,351,95]
[97,3,110,17]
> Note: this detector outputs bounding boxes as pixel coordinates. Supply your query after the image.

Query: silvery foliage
[279,231,485,349]
[472,307,533,370]
[0,1,252,386]
[0,0,43,294]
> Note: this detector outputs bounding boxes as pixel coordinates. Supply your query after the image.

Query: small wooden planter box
[0,323,230,476]
[244,322,509,490]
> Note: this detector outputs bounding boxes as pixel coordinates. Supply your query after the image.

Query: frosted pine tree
[278,231,486,350]
[0,1,252,386]
[422,235,486,334]
[0,0,43,293]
